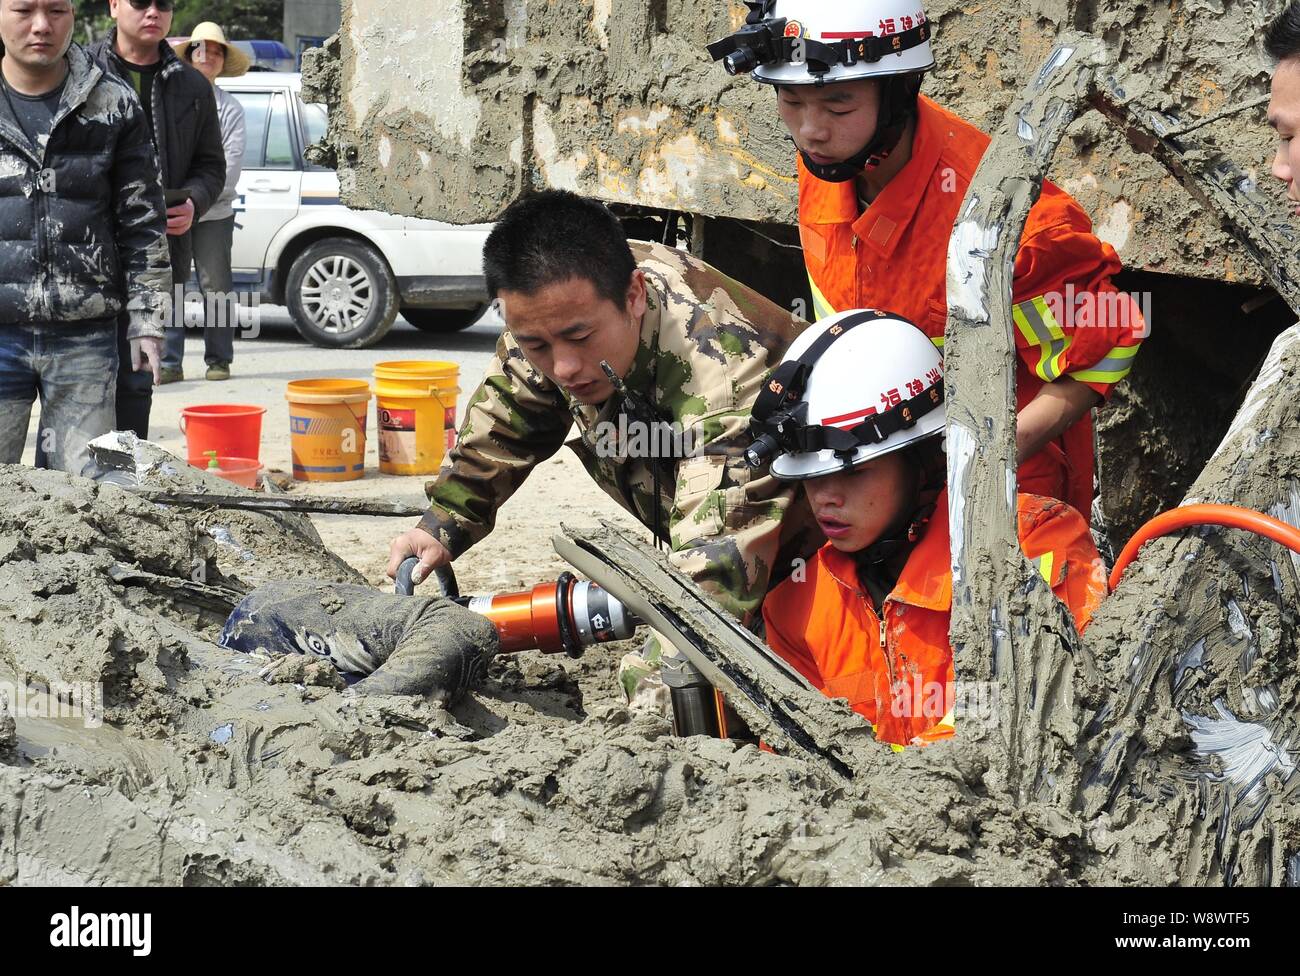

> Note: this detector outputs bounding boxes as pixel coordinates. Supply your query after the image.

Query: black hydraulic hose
[395,556,460,599]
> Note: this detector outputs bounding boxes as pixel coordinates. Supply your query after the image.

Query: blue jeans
[0,323,118,478]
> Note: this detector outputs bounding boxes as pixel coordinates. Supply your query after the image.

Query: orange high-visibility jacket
[797,96,1147,516]
[762,491,1108,748]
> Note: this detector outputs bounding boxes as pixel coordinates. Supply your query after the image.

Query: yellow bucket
[373,360,461,476]
[285,378,370,482]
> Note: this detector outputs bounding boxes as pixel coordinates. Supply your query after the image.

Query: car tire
[285,238,398,348]
[400,305,487,333]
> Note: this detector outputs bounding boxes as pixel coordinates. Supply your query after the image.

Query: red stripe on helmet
[821,406,879,427]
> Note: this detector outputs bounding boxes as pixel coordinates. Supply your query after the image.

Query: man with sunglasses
[0,0,171,476]
[90,0,225,430]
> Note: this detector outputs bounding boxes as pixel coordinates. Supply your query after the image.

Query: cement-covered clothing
[220,582,500,702]
[0,322,118,477]
[0,44,172,341]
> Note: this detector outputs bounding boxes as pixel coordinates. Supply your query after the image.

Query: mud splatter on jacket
[0,43,171,339]
[419,242,825,624]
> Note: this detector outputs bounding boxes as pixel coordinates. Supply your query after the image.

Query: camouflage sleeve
[667,408,798,627]
[111,93,172,341]
[417,330,572,557]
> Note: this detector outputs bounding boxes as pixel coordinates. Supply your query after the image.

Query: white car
[215,72,492,347]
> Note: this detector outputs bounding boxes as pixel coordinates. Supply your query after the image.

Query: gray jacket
[201,84,245,223]
[0,43,171,339]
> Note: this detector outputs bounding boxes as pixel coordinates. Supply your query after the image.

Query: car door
[226,87,302,282]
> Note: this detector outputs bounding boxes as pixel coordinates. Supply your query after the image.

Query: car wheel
[286,238,398,348]
[400,305,487,333]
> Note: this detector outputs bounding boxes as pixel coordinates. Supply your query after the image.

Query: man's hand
[129,336,162,386]
[166,197,195,236]
[387,526,452,587]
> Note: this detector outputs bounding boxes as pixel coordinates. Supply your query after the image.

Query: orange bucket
[180,404,266,462]
[372,361,460,476]
[285,379,370,482]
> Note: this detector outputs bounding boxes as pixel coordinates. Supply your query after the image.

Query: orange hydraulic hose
[1109,504,1300,591]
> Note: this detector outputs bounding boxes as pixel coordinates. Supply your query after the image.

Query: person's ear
[626,270,648,322]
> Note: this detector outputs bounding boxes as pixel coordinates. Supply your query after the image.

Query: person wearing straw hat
[162,22,248,382]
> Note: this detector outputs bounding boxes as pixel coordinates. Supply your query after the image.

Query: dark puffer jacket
[0,42,171,339]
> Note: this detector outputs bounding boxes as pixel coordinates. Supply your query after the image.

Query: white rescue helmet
[755,309,945,481]
[749,0,935,86]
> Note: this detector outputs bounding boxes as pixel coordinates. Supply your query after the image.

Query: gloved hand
[130,336,163,386]
[219,582,500,705]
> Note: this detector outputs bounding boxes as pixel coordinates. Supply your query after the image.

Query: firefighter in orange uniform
[749,310,1108,747]
[710,0,1146,518]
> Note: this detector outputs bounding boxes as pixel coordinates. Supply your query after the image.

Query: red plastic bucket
[180,404,267,462]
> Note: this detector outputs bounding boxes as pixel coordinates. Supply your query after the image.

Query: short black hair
[1266,0,1300,62]
[482,190,637,307]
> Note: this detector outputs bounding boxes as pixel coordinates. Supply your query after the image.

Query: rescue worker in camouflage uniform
[387,191,824,708]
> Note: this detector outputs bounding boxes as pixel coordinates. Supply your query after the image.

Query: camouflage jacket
[419,242,825,624]
[0,43,171,339]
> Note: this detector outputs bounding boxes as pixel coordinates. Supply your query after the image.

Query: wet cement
[3,345,1298,887]
[0,461,1050,885]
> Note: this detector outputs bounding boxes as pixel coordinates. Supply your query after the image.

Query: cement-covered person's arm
[413,330,573,558]
[110,92,172,341]
[353,598,500,702]
[1015,376,1101,464]
[667,410,800,626]
[220,583,499,703]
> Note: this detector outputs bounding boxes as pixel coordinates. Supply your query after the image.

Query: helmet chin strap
[853,439,944,570]
[798,75,923,183]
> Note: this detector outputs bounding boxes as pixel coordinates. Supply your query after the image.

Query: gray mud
[3,375,1297,886]
[0,461,1070,886]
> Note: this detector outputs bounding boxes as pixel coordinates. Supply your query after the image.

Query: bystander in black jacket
[89,27,225,437]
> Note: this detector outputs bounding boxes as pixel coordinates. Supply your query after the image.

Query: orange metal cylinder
[469,583,565,654]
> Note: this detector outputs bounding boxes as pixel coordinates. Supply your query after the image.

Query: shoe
[206,363,231,381]
[159,366,184,384]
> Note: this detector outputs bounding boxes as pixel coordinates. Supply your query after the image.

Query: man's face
[1269,57,1300,214]
[500,272,647,405]
[776,79,881,167]
[803,450,914,554]
[0,0,75,71]
[108,0,172,47]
